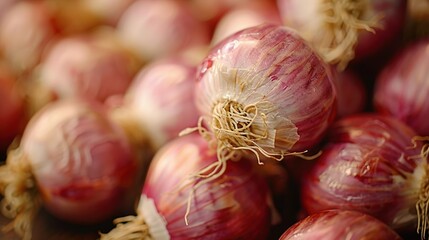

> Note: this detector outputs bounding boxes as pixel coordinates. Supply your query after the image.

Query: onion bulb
[100,133,272,240]
[0,99,143,240]
[183,23,336,189]
[373,38,429,136]
[116,0,210,62]
[0,1,59,74]
[301,114,429,238]
[110,56,200,151]
[27,27,140,114]
[279,209,402,240]
[276,0,407,69]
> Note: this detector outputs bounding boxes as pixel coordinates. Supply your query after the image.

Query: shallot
[279,209,402,240]
[185,23,337,186]
[110,56,200,151]
[116,0,210,62]
[373,38,429,136]
[27,28,139,114]
[301,114,429,238]
[0,99,144,240]
[100,133,272,240]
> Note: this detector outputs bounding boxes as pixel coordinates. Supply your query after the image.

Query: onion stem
[0,148,39,240]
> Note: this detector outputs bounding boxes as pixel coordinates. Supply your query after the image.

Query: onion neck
[0,148,40,240]
[319,0,381,69]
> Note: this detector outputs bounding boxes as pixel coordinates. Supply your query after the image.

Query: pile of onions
[0,64,26,151]
[110,56,200,151]
[301,114,429,238]
[373,38,429,136]
[100,133,273,240]
[0,1,59,74]
[279,209,402,239]
[116,0,211,62]
[27,28,140,114]
[276,0,408,69]
[187,23,337,186]
[0,99,144,240]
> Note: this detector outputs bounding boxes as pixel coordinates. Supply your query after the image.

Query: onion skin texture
[279,209,402,240]
[35,29,139,108]
[301,114,426,232]
[195,23,337,155]
[373,38,429,136]
[120,56,200,150]
[21,99,140,224]
[0,1,59,73]
[142,133,272,240]
[117,0,210,62]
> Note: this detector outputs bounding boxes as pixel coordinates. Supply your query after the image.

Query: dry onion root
[317,0,381,69]
[277,0,407,70]
[0,149,39,240]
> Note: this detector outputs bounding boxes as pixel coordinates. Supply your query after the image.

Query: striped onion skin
[301,114,428,237]
[279,209,402,240]
[374,38,429,136]
[194,23,337,162]
[141,133,271,240]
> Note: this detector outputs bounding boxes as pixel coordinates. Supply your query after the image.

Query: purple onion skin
[143,134,272,240]
[374,38,429,136]
[196,23,337,152]
[279,210,403,240]
[301,114,424,231]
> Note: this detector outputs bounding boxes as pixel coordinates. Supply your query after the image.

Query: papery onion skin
[117,56,200,151]
[301,114,426,232]
[19,99,141,224]
[196,23,337,156]
[142,133,272,240]
[373,38,429,136]
[279,209,403,240]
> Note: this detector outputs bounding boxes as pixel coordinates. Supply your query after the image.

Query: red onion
[301,114,429,237]
[279,209,402,239]
[373,38,429,136]
[110,56,200,151]
[0,99,143,240]
[276,0,407,69]
[100,133,272,240]
[0,1,59,73]
[0,64,26,151]
[331,68,367,117]
[29,28,139,113]
[211,1,282,45]
[116,0,211,62]
[189,23,336,174]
